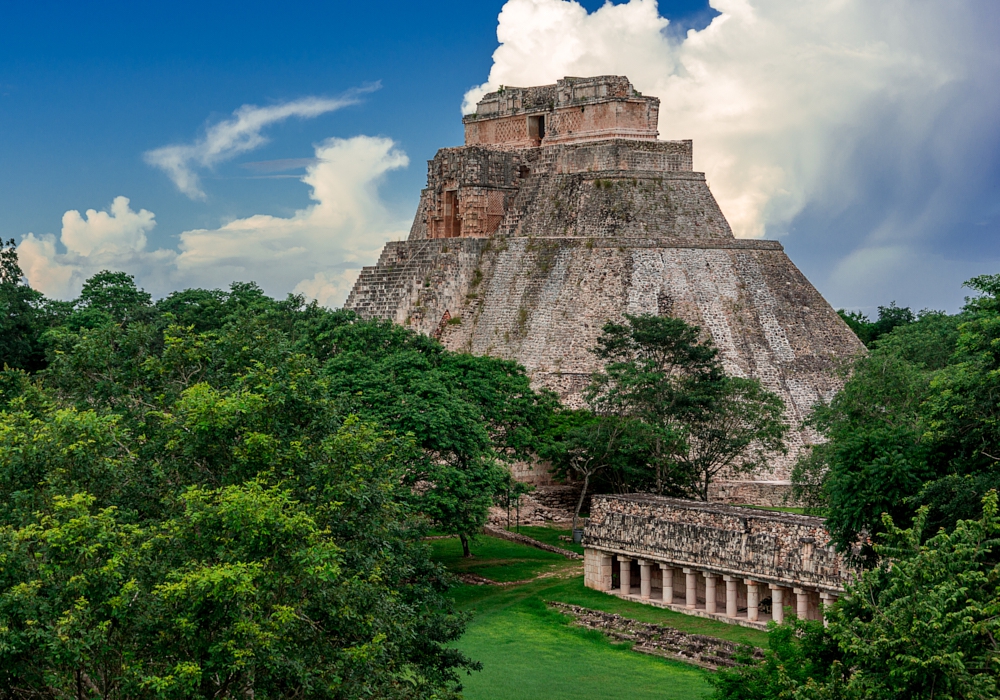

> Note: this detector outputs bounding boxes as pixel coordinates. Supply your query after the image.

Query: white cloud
[145,92,371,199]
[20,137,409,307]
[18,197,175,300]
[173,136,409,302]
[466,0,1000,309]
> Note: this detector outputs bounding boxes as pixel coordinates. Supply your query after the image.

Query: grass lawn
[453,575,768,648]
[429,535,571,582]
[505,524,585,555]
[434,535,768,699]
[455,594,713,700]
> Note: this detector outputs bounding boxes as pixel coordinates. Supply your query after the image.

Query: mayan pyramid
[345,76,864,505]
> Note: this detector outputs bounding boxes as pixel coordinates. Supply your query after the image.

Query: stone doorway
[527,114,545,143]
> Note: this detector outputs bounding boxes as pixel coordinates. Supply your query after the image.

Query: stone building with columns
[582,494,851,628]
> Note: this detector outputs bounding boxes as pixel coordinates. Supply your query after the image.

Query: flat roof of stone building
[596,493,827,527]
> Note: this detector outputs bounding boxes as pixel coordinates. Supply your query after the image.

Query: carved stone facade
[463,76,659,149]
[345,76,865,506]
[583,495,851,628]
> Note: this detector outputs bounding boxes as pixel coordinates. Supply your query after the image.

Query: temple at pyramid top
[464,76,660,148]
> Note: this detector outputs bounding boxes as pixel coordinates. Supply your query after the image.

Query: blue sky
[2,0,998,313]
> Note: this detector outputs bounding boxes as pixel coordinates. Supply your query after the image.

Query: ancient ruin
[345,76,864,505]
[582,495,850,629]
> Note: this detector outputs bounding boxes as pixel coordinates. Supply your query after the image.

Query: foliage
[837,301,916,347]
[796,279,1000,553]
[0,265,564,697]
[320,318,550,556]
[536,409,656,525]
[0,239,60,372]
[587,314,787,500]
[713,492,1000,700]
[712,619,842,700]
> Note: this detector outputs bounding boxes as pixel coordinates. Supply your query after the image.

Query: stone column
[659,564,675,604]
[819,591,838,627]
[638,559,652,600]
[770,584,785,624]
[618,556,632,596]
[723,575,738,618]
[794,588,810,619]
[683,568,697,609]
[744,580,760,622]
[704,572,718,614]
[584,549,614,591]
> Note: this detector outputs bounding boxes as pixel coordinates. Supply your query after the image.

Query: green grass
[429,535,574,582]
[452,575,768,648]
[432,533,766,698]
[455,596,713,699]
[505,524,585,555]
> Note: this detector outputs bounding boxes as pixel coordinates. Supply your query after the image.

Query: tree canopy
[585,314,787,500]
[713,492,1000,700]
[796,276,1000,553]
[0,259,557,698]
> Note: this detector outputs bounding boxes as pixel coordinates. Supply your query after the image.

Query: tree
[795,283,998,553]
[712,618,843,700]
[66,270,154,329]
[536,409,656,528]
[713,492,1000,700]
[679,375,788,502]
[0,292,484,697]
[321,318,546,557]
[0,239,50,372]
[587,314,787,500]
[837,301,916,347]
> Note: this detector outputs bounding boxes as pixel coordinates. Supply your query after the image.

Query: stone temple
[345,76,864,505]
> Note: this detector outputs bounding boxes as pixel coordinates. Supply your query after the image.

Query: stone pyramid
[345,76,864,505]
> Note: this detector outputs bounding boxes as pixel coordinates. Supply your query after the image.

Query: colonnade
[614,554,838,626]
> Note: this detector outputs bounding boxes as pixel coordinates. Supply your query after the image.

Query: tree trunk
[573,473,591,531]
[459,532,472,558]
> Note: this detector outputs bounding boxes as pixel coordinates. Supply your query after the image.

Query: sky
[2,0,998,314]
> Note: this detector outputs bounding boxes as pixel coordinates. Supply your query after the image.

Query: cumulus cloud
[18,197,176,299]
[20,137,409,307]
[145,90,374,199]
[172,136,409,302]
[466,0,1000,310]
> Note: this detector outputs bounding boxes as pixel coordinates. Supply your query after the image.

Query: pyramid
[345,76,864,505]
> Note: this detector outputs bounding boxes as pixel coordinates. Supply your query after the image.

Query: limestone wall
[583,495,850,591]
[463,76,659,149]
[437,236,861,482]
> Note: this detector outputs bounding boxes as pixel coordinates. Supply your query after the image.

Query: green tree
[587,314,787,500]
[65,270,155,330]
[712,618,843,700]
[713,492,1000,700]
[321,318,547,556]
[536,409,656,527]
[795,283,997,553]
[837,302,916,347]
[0,291,486,697]
[0,239,51,372]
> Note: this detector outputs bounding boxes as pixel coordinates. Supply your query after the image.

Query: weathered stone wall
[344,238,486,330]
[583,495,850,591]
[464,76,659,149]
[435,235,859,482]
